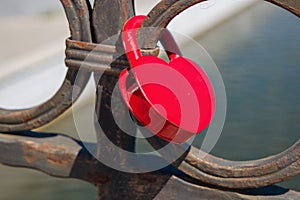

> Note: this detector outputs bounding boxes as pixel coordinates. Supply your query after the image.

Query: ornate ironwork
[0,0,299,199]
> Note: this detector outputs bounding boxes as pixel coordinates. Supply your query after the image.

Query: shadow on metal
[0,0,299,199]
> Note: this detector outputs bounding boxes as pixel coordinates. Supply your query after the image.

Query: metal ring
[0,0,92,132]
[142,0,300,189]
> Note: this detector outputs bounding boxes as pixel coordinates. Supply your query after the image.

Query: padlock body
[119,55,215,143]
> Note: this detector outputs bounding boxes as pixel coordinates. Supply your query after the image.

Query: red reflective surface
[119,15,215,143]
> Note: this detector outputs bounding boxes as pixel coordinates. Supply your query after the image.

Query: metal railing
[0,0,299,199]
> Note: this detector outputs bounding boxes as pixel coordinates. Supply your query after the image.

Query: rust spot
[42,143,72,165]
[138,174,157,183]
[14,111,24,118]
[32,119,42,127]
[78,9,84,17]
[123,2,128,22]
[23,141,39,164]
[37,104,45,111]
[22,113,32,122]
[87,172,110,184]
[186,157,197,165]
[73,40,88,49]
[60,0,72,7]
[22,141,73,166]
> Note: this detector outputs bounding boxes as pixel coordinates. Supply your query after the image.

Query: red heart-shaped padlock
[119,15,215,143]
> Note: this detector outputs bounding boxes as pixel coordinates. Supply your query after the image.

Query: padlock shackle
[159,29,182,60]
[123,15,183,65]
[122,15,146,67]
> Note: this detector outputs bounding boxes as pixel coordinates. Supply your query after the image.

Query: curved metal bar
[186,142,300,178]
[0,132,82,177]
[0,0,92,132]
[178,158,300,189]
[1,131,299,198]
[142,0,300,48]
[155,176,300,199]
[142,0,300,189]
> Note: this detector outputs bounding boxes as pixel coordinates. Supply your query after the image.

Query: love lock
[118,15,215,143]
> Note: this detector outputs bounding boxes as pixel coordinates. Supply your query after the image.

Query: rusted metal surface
[141,0,300,49]
[155,176,300,200]
[178,144,300,189]
[187,145,300,178]
[91,1,166,199]
[0,0,300,199]
[0,131,299,199]
[143,134,300,189]
[64,38,159,73]
[0,0,92,132]
[0,132,170,193]
[140,0,300,189]
[0,132,80,177]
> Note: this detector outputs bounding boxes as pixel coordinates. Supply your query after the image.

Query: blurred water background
[0,0,299,199]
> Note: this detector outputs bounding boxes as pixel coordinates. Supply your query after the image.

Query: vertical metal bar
[92,0,135,155]
[92,0,137,199]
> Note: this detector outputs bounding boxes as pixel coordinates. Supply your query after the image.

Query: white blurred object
[135,0,260,44]
[135,0,161,15]
[0,0,259,109]
[167,0,260,44]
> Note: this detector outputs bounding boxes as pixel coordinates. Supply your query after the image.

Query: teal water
[0,1,299,199]
[188,2,300,190]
